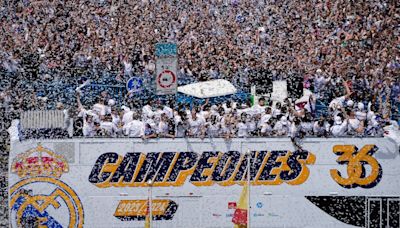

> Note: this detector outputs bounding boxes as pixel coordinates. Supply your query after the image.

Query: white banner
[156,57,177,95]
[8,138,400,228]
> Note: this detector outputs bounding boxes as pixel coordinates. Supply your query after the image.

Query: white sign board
[156,57,177,95]
[7,137,400,228]
[270,80,288,102]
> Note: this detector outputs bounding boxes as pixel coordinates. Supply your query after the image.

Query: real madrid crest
[9,144,84,228]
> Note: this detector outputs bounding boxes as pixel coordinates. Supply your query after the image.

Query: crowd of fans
[75,77,394,139]
[0,0,398,225]
[0,0,399,140]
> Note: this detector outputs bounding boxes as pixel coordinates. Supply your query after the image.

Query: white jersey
[158,121,170,135]
[260,124,273,135]
[329,96,346,109]
[205,123,221,137]
[273,121,290,136]
[111,114,121,126]
[122,111,134,126]
[347,118,361,135]
[123,120,144,137]
[188,118,204,136]
[82,122,96,137]
[100,121,118,137]
[330,120,348,137]
[237,122,249,137]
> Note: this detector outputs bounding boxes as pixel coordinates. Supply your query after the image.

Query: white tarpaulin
[177,79,237,98]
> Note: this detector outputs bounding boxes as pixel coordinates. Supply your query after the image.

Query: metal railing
[20,110,66,129]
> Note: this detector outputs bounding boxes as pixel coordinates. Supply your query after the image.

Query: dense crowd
[0,0,399,140]
[1,1,399,92]
[0,0,398,226]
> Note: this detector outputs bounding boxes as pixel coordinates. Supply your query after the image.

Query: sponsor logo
[212,213,222,217]
[253,213,265,217]
[114,199,178,221]
[330,145,382,188]
[256,202,263,208]
[89,150,316,188]
[9,145,84,228]
[228,202,237,209]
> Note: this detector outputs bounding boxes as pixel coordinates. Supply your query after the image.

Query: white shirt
[78,108,100,125]
[289,124,300,138]
[100,121,118,137]
[82,122,95,137]
[122,111,134,126]
[163,106,174,119]
[329,96,346,109]
[330,120,348,136]
[142,105,154,120]
[158,121,170,135]
[123,120,144,137]
[260,114,272,125]
[188,118,204,136]
[237,122,249,137]
[347,118,361,134]
[274,121,290,136]
[272,108,282,118]
[175,119,187,138]
[355,111,367,121]
[206,122,221,137]
[247,120,257,132]
[260,124,273,135]
[112,113,121,126]
[251,104,265,115]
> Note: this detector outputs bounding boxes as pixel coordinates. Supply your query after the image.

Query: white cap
[108,99,116,106]
[121,105,130,112]
[334,116,343,125]
[316,69,322,74]
[346,100,354,107]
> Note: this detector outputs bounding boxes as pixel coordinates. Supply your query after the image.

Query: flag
[144,199,150,228]
[232,184,249,227]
